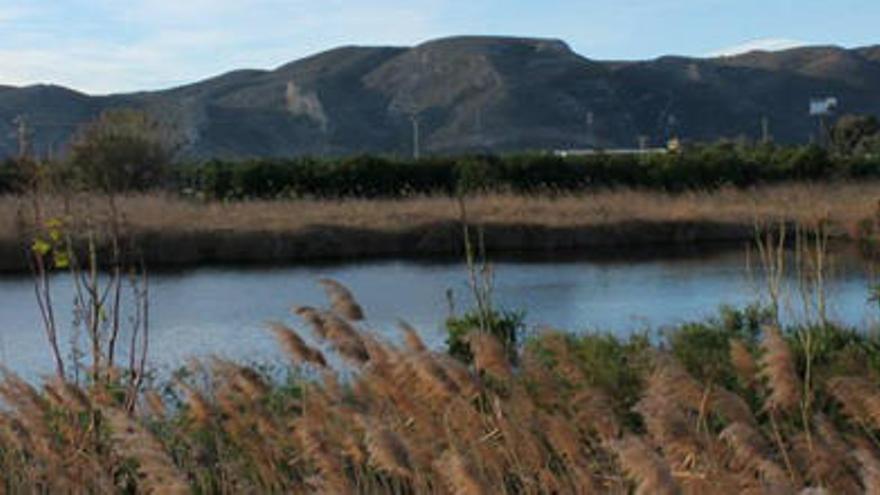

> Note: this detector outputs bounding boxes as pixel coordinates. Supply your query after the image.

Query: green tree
[831,114,880,156]
[69,108,179,192]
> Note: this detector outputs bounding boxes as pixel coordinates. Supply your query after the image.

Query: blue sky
[1,0,878,94]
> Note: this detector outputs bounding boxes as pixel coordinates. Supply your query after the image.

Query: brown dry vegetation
[2,182,879,271]
[2,281,880,493]
[1,181,878,239]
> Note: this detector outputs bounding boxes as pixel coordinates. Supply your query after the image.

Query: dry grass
[2,280,880,493]
[2,181,879,240]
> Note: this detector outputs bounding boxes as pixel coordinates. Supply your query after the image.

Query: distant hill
[1,36,879,159]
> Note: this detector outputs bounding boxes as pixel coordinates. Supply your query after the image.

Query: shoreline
[2,182,876,274]
[0,219,841,274]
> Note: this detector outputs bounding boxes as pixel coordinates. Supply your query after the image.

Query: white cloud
[706,38,809,58]
[0,0,446,94]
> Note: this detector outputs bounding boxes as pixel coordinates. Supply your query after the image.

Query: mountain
[1,36,879,159]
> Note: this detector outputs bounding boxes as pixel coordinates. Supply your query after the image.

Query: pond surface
[0,248,878,378]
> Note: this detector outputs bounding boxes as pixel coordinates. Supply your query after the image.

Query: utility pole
[13,115,32,160]
[410,114,420,160]
[761,116,770,144]
[475,107,484,149]
[666,114,677,142]
[586,110,595,147]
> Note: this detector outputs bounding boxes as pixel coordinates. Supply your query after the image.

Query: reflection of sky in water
[0,249,877,379]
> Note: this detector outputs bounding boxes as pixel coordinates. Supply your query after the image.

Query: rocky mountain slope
[1,36,878,159]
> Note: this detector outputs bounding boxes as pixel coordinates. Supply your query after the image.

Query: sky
[0,0,878,95]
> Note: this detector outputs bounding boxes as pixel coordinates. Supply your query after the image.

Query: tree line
[1,110,879,198]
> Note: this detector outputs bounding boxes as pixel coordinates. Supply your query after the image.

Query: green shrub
[445,308,525,364]
[68,109,177,192]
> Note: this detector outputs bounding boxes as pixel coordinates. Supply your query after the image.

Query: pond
[0,247,877,378]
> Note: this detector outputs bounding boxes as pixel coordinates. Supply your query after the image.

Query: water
[0,248,877,378]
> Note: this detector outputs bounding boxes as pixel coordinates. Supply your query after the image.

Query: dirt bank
[0,220,788,273]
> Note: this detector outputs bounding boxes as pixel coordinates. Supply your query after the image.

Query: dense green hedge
[171,144,880,200]
[4,143,880,198]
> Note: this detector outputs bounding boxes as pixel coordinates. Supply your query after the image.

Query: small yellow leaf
[31,238,51,257]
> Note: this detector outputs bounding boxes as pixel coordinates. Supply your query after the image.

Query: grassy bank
[2,280,880,492]
[2,181,879,272]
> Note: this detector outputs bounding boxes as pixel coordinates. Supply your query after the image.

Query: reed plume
[365,426,414,478]
[398,320,427,353]
[318,278,365,321]
[468,331,512,380]
[268,322,327,367]
[759,325,802,414]
[434,449,490,495]
[293,305,328,339]
[105,408,189,494]
[612,435,679,495]
[855,443,880,494]
[719,421,790,487]
[322,312,370,364]
[730,338,758,387]
[826,376,880,430]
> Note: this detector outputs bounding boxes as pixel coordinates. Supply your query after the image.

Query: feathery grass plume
[467,331,512,380]
[634,392,703,471]
[293,306,328,339]
[855,442,880,494]
[536,466,564,493]
[230,365,270,401]
[520,350,570,410]
[436,354,480,398]
[104,408,189,494]
[539,412,581,461]
[322,312,370,365]
[143,390,167,418]
[408,353,461,401]
[612,435,679,495]
[318,278,365,321]
[790,432,861,493]
[730,338,758,387]
[569,388,620,442]
[812,414,845,448]
[434,449,491,495]
[719,421,791,487]
[523,330,585,386]
[360,332,394,371]
[813,413,860,478]
[178,382,213,427]
[398,320,427,353]
[0,372,58,462]
[295,422,355,494]
[268,322,327,367]
[826,376,880,430]
[648,353,705,412]
[42,378,91,414]
[342,432,368,465]
[708,387,756,426]
[760,325,802,414]
[365,426,414,479]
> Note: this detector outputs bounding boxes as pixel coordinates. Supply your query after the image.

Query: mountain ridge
[1,35,879,159]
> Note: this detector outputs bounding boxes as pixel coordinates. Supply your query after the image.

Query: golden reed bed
[1,182,878,236]
[1,181,878,271]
